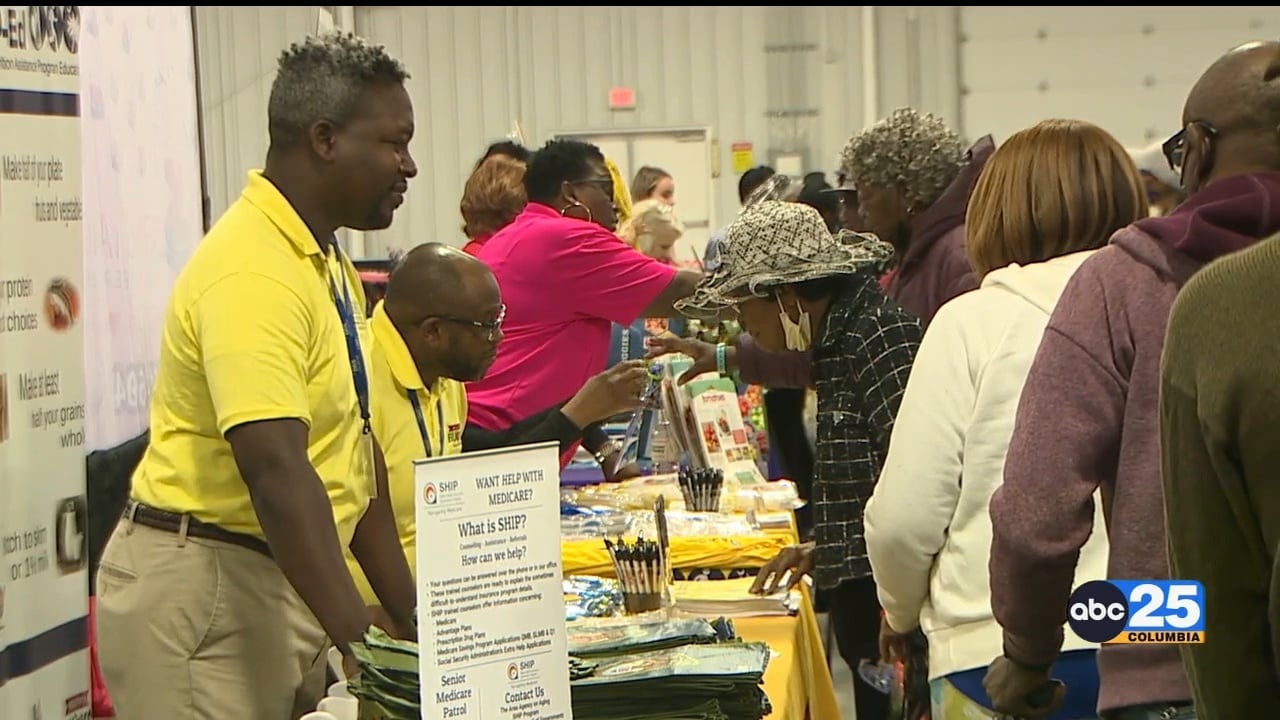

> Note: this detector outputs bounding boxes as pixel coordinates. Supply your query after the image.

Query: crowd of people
[85,29,1280,720]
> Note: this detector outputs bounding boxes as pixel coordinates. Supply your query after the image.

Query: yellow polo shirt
[131,170,374,548]
[348,300,466,604]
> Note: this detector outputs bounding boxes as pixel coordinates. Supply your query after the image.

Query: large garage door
[958,7,1280,148]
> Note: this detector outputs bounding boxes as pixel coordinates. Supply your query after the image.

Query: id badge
[364,432,379,500]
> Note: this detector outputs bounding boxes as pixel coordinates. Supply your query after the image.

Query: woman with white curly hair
[662,109,995,408]
[843,107,993,324]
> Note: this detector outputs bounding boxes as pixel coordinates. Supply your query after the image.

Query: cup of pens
[678,466,725,513]
[604,536,666,614]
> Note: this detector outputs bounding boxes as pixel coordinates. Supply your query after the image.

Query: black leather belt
[125,500,272,559]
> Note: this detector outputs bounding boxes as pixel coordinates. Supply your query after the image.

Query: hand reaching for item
[562,360,652,429]
[602,458,643,482]
[749,542,815,595]
[646,336,726,384]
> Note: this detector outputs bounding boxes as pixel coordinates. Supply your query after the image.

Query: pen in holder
[603,535,665,614]
[677,466,724,513]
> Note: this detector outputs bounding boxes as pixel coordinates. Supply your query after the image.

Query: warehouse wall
[958,6,1280,148]
[193,5,328,224]
[354,6,961,256]
[197,7,1280,258]
[193,6,958,257]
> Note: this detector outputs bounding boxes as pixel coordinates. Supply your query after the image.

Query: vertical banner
[0,6,91,720]
[80,6,204,451]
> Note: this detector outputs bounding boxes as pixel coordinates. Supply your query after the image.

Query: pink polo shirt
[469,202,678,437]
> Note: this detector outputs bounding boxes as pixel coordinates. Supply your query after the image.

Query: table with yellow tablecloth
[735,584,841,720]
[561,479,838,720]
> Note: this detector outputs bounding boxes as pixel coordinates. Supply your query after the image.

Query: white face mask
[776,295,812,351]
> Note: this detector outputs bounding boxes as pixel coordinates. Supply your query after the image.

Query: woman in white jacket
[863,119,1148,720]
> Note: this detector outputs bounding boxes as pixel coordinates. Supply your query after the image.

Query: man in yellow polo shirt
[95,33,419,719]
[350,243,652,604]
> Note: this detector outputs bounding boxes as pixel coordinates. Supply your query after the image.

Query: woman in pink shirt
[470,139,701,472]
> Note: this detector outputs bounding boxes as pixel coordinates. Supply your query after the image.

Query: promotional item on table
[678,465,726,512]
[570,642,773,720]
[611,360,667,476]
[605,535,667,613]
[566,617,726,659]
[670,577,798,619]
[564,614,772,720]
[601,495,674,614]
[564,475,801,519]
[564,575,625,621]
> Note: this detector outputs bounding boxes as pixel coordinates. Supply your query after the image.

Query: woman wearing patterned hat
[650,200,922,720]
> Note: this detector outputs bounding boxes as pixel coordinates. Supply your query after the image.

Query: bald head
[1185,41,1280,131]
[383,242,497,328]
[1176,42,1280,191]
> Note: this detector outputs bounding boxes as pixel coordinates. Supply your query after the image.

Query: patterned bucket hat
[678,200,893,317]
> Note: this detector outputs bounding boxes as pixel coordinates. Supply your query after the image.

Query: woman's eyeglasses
[572,177,615,199]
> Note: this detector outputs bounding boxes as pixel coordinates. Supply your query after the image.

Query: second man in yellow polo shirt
[351,243,652,603]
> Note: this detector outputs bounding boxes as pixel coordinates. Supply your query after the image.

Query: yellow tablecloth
[734,585,840,720]
[562,533,792,577]
[562,502,799,578]
[562,496,832,717]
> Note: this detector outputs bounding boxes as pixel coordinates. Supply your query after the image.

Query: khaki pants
[96,519,330,720]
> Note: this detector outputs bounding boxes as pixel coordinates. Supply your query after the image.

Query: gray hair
[839,107,966,209]
[267,32,410,147]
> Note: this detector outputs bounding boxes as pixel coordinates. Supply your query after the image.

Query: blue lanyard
[406,390,446,458]
[325,238,372,436]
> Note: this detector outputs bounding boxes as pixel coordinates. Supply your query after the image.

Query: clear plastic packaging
[628,509,760,539]
[565,475,804,516]
[857,659,897,695]
[564,576,624,621]
[612,363,666,476]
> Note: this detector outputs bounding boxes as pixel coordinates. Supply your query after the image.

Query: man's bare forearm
[351,493,417,638]
[250,470,372,654]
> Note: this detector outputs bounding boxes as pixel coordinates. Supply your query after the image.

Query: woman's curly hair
[839,107,967,209]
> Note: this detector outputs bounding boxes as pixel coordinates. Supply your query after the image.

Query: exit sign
[609,86,636,110]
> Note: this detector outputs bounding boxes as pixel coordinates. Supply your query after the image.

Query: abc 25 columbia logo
[1067,580,1205,645]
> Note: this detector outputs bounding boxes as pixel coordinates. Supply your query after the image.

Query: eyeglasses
[1162,121,1218,173]
[423,304,506,342]
[572,177,615,199]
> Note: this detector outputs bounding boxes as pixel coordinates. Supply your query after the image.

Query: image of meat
[44,277,81,331]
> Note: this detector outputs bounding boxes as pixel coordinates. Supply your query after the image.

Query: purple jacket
[735,136,992,387]
[884,135,991,320]
[987,171,1280,712]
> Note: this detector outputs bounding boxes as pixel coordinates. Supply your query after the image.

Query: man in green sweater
[1161,230,1280,716]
